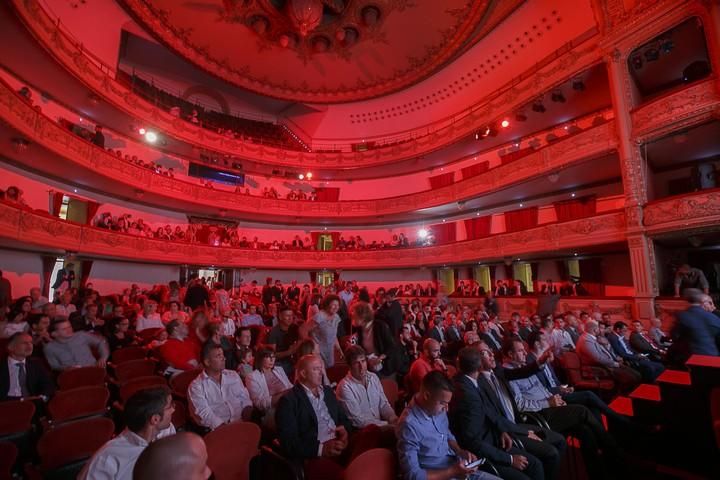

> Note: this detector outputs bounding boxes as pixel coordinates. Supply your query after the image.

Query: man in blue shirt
[396,371,500,480]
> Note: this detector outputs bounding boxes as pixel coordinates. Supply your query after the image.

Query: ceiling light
[571,193,576,197]
[144,131,158,143]
[306,172,313,179]
[574,252,578,256]
[138,128,146,135]
[442,219,447,223]
[298,174,305,180]
[418,228,428,239]
[519,203,524,207]
[551,90,566,103]
[572,79,585,91]
[474,132,480,140]
[515,112,527,122]
[531,100,546,113]
[501,119,510,128]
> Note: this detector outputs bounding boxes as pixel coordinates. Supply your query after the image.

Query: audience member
[245,347,293,429]
[0,332,54,401]
[607,321,664,382]
[674,264,709,297]
[133,432,211,480]
[671,288,720,362]
[308,294,343,368]
[351,302,398,377]
[406,338,447,394]
[44,319,109,371]
[157,321,200,372]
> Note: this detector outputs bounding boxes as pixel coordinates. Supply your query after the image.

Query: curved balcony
[0,77,619,224]
[0,201,626,269]
[10,0,603,169]
[643,188,720,234]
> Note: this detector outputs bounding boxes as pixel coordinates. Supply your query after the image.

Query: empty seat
[57,366,106,390]
[345,448,396,480]
[169,369,202,399]
[380,377,399,406]
[118,376,167,404]
[47,386,109,425]
[111,346,147,365]
[113,359,158,383]
[559,352,615,392]
[205,422,261,480]
[0,400,35,439]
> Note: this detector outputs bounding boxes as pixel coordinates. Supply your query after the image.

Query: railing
[10,0,604,167]
[643,188,720,232]
[0,74,619,221]
[0,201,627,269]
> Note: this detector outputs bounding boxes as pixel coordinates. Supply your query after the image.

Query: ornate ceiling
[118,0,520,103]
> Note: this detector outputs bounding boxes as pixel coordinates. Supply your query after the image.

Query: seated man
[70,303,104,333]
[406,338,448,394]
[478,319,503,353]
[157,321,200,372]
[188,343,253,430]
[629,320,665,361]
[136,301,163,332]
[576,320,641,394]
[29,287,48,312]
[276,354,353,480]
[44,319,109,371]
[503,339,621,480]
[80,387,176,480]
[0,332,54,401]
[450,347,544,480]
[133,432,211,480]
[336,346,397,429]
[397,370,501,480]
[241,305,264,327]
[548,316,575,357]
[607,322,664,382]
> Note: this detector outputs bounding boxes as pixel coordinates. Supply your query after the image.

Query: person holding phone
[396,371,501,480]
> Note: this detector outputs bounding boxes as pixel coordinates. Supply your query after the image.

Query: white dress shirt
[55,303,76,319]
[78,425,176,480]
[336,371,395,428]
[136,314,163,332]
[188,370,252,429]
[301,384,337,456]
[245,367,292,411]
[550,328,575,356]
[7,357,25,397]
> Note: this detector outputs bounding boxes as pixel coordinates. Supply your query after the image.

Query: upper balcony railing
[643,187,720,234]
[11,0,604,168]
[0,201,627,269]
[0,75,619,222]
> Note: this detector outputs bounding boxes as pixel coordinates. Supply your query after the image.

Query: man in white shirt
[188,343,253,430]
[29,287,48,312]
[79,386,176,480]
[136,301,163,332]
[548,316,575,357]
[54,291,76,319]
[336,345,397,429]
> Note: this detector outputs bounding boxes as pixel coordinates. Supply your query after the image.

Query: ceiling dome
[119,0,503,103]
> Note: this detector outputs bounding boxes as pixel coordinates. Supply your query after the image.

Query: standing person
[351,302,398,377]
[44,319,109,371]
[671,288,720,362]
[265,305,300,377]
[306,294,343,368]
[51,263,75,297]
[92,124,105,148]
[184,277,209,311]
[376,288,403,337]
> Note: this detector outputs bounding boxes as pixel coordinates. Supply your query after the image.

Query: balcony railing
[0,201,627,269]
[0,76,619,221]
[643,188,720,233]
[11,0,603,168]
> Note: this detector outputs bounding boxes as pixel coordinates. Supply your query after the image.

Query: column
[606,52,658,319]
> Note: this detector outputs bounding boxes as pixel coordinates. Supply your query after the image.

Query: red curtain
[428,172,454,189]
[85,201,101,225]
[464,216,492,240]
[330,232,341,249]
[431,222,456,244]
[315,188,340,202]
[579,258,604,296]
[50,191,64,217]
[80,260,93,288]
[553,195,597,222]
[41,256,56,298]
[500,147,534,165]
[309,271,317,285]
[460,161,489,180]
[504,207,539,233]
[310,232,320,250]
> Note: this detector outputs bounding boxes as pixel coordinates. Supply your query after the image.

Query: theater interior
[0,0,719,479]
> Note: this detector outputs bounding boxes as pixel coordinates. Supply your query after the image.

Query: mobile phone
[465,458,486,469]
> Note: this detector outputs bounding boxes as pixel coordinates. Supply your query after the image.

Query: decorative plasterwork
[10,0,602,169]
[643,190,720,231]
[0,78,618,221]
[0,202,627,270]
[631,78,720,140]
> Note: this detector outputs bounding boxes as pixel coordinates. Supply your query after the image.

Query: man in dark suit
[450,347,544,480]
[479,320,503,353]
[1,332,55,401]
[608,322,664,382]
[671,289,720,363]
[376,288,403,337]
[629,320,665,361]
[276,354,353,480]
[494,281,509,296]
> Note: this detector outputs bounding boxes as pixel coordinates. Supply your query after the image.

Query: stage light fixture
[298,174,305,180]
[501,119,510,128]
[306,172,313,179]
[144,131,158,143]
[531,100,546,113]
[551,90,566,103]
[418,228,428,239]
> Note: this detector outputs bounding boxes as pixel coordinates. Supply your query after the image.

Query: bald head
[585,320,599,335]
[133,432,210,480]
[296,354,324,390]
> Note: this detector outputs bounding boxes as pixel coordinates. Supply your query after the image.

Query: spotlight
[551,90,566,103]
[418,228,428,239]
[644,47,659,62]
[515,112,527,122]
[138,127,146,135]
[571,192,576,197]
[572,79,585,91]
[531,100,546,113]
[298,174,305,180]
[631,55,643,70]
[306,172,313,179]
[501,119,510,128]
[144,131,158,143]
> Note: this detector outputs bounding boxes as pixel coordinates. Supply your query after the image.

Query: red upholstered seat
[47,385,110,425]
[169,368,202,399]
[380,378,399,406]
[345,448,396,480]
[118,376,167,404]
[559,352,615,391]
[326,364,349,384]
[111,346,147,365]
[204,422,261,480]
[57,366,106,390]
[0,441,18,480]
[0,400,35,437]
[171,400,188,430]
[138,328,163,344]
[35,417,114,472]
[113,359,158,382]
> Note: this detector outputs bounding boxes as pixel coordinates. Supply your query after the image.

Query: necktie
[17,363,30,397]
[489,372,515,422]
[544,364,557,388]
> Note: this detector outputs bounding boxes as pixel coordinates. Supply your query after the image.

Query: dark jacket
[376,300,403,337]
[183,284,209,310]
[450,374,525,466]
[671,305,720,358]
[275,383,353,460]
[0,357,55,401]
[355,320,399,376]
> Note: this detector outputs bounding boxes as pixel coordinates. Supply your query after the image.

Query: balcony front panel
[0,202,626,270]
[631,78,720,140]
[0,79,618,222]
[11,0,603,169]
[643,189,720,234]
